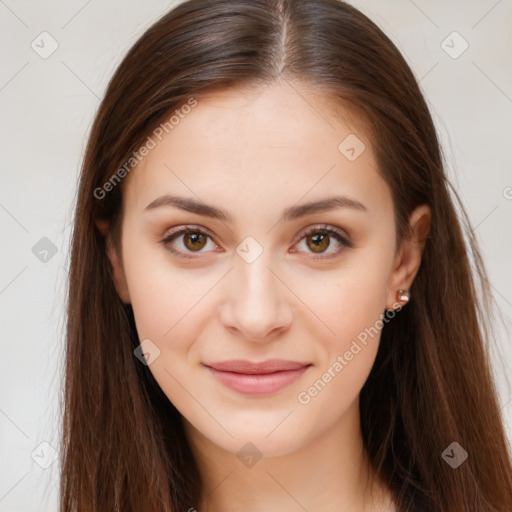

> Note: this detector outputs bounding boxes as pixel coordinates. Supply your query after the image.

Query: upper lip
[203,359,310,374]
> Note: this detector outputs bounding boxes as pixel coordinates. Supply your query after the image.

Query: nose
[218,254,293,343]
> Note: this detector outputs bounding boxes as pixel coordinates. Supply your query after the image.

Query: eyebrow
[144,194,368,223]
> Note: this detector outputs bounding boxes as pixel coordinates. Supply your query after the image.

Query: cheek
[290,253,390,349]
[289,257,389,407]
[293,289,385,441]
[124,251,215,403]
[122,239,216,341]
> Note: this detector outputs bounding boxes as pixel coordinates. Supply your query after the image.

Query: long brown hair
[60,0,512,510]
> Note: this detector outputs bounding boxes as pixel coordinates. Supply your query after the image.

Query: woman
[61,0,512,511]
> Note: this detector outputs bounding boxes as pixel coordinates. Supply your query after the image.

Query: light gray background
[1,1,511,510]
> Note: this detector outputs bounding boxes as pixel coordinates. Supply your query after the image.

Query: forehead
[122,80,391,224]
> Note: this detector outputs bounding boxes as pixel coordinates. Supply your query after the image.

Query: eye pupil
[307,233,330,253]
[184,232,207,251]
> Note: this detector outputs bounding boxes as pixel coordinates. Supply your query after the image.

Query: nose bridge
[220,246,292,341]
[239,251,276,305]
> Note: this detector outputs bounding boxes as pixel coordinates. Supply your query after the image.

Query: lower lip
[205,365,310,396]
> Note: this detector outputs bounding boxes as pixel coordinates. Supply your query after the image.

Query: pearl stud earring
[396,289,410,303]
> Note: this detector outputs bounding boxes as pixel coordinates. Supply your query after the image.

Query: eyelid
[289,223,352,260]
[161,224,222,259]
[162,224,216,241]
[291,223,351,245]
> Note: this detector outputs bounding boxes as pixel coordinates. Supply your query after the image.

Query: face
[102,80,428,458]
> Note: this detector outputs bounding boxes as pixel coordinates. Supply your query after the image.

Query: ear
[95,219,131,304]
[385,204,431,310]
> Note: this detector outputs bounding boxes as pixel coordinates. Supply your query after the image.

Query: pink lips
[203,359,311,396]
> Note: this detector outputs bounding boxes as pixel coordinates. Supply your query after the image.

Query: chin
[198,416,315,461]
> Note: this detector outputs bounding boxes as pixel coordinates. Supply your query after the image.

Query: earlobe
[386,204,431,310]
[95,219,131,304]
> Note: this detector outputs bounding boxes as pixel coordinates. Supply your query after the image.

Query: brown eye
[183,232,207,251]
[292,225,352,260]
[161,225,218,259]
[306,232,330,253]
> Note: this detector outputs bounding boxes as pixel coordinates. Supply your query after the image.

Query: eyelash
[160,224,353,261]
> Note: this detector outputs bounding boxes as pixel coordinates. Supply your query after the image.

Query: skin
[97,79,431,512]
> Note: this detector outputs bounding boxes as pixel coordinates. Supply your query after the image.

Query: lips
[204,359,309,374]
[203,359,311,396]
